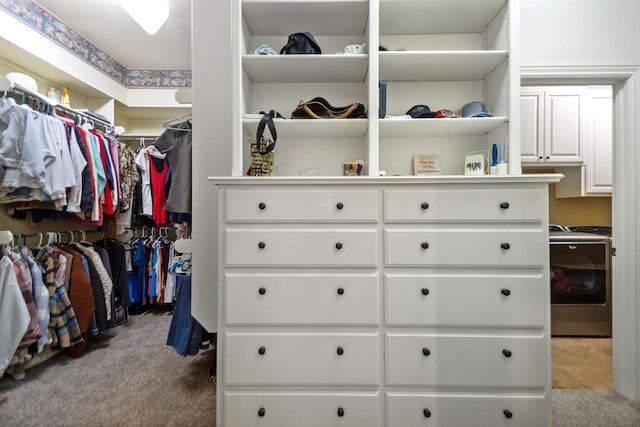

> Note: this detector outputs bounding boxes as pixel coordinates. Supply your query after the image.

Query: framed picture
[413,154,441,175]
[464,152,487,175]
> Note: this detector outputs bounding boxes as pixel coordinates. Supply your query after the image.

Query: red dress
[147,150,169,224]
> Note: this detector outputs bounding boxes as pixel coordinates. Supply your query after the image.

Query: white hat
[253,44,277,55]
[5,72,39,93]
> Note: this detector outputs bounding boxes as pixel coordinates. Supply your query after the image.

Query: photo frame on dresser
[413,154,441,176]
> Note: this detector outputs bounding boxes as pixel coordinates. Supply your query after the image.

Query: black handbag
[280,32,321,55]
[248,111,277,176]
[291,97,366,119]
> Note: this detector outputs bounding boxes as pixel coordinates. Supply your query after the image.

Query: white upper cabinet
[554,86,612,198]
[585,86,613,194]
[232,0,518,177]
[521,86,587,166]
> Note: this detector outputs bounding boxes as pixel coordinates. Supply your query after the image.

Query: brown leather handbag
[291,97,366,119]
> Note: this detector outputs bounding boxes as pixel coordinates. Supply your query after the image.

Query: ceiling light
[116,0,170,35]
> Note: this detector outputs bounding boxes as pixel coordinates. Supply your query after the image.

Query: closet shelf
[379,51,508,81]
[243,54,368,83]
[380,0,507,35]
[379,117,508,138]
[243,118,368,138]
[242,0,368,36]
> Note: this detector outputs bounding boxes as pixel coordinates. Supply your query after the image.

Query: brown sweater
[59,245,96,358]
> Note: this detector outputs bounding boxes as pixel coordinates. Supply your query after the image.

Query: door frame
[522,66,640,399]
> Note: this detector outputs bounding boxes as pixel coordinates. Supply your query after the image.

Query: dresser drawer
[386,334,546,387]
[385,274,546,327]
[225,229,378,267]
[225,392,381,427]
[385,229,546,268]
[225,274,379,325]
[384,188,544,222]
[387,393,547,427]
[225,333,380,385]
[225,189,379,222]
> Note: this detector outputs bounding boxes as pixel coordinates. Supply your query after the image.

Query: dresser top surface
[208,174,564,185]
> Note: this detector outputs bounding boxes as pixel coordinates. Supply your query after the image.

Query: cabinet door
[520,88,544,163]
[544,88,585,163]
[585,87,613,194]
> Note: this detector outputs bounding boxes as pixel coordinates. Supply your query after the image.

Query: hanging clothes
[166,274,204,356]
[147,150,169,225]
[1,92,130,228]
[71,242,113,326]
[134,147,154,218]
[0,255,30,376]
[93,239,130,326]
[3,249,40,366]
[20,246,51,351]
[59,244,96,358]
[0,97,51,191]
[153,120,192,216]
[34,247,83,349]
[117,142,138,212]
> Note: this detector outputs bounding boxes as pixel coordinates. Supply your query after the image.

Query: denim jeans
[166,274,204,356]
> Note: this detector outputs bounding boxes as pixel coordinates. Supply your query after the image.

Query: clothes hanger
[162,113,193,131]
[46,232,56,246]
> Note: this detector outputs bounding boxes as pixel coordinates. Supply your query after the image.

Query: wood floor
[552,337,612,389]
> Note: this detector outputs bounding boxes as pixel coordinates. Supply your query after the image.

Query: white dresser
[210,175,560,427]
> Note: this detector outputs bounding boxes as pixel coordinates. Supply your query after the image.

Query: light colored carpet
[2,309,639,426]
[553,390,640,427]
[0,308,216,427]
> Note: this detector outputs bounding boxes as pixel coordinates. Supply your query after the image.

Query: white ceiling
[35,0,192,70]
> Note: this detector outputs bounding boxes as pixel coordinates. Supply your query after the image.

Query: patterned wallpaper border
[0,0,191,88]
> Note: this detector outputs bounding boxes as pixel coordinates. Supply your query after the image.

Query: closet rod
[0,75,115,134]
[118,135,158,143]
[127,225,176,236]
[56,104,114,133]
[12,229,104,242]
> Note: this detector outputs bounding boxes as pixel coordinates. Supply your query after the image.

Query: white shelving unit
[206,2,557,426]
[231,0,520,177]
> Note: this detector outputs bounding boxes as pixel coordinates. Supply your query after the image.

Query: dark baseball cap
[406,104,437,118]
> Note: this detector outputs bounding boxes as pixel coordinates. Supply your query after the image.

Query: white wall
[521,0,640,399]
[521,0,640,67]
[190,0,233,332]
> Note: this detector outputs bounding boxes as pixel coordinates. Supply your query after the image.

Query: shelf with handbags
[237,0,372,176]
[233,0,518,177]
